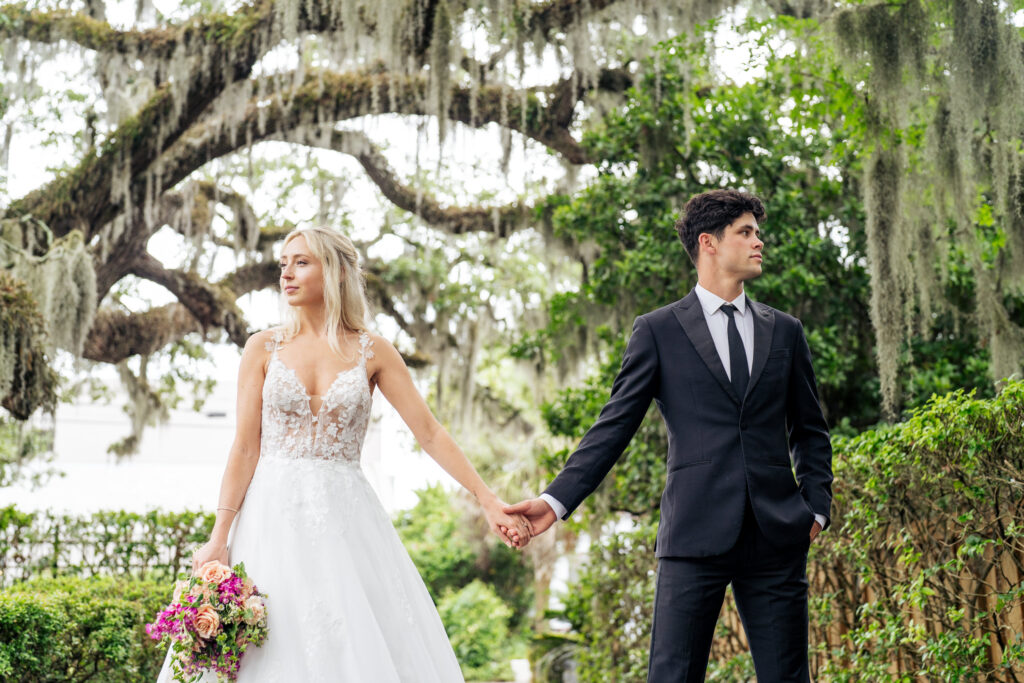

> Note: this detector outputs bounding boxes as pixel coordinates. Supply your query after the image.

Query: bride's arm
[370,334,530,548]
[191,330,271,572]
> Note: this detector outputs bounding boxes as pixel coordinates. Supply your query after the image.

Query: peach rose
[188,582,214,602]
[197,560,233,585]
[240,577,255,599]
[243,595,265,625]
[194,604,221,639]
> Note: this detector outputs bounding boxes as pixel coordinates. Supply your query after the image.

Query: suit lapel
[672,291,740,405]
[746,296,775,399]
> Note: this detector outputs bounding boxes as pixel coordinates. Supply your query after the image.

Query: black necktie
[720,303,749,399]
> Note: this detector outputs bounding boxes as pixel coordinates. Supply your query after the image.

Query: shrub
[561,521,657,683]
[438,579,515,682]
[394,486,478,597]
[394,484,533,628]
[814,381,1024,679]
[0,575,170,682]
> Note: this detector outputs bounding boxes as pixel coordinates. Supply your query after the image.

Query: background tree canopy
[2,0,1024,679]
[1,0,1021,458]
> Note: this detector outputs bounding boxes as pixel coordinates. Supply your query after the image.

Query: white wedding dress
[156,330,464,682]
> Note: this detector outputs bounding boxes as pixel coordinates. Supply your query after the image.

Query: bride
[156,227,530,682]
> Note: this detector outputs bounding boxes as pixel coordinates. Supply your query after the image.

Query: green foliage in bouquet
[0,574,170,682]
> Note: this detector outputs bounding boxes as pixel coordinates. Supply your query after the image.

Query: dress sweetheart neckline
[270,356,368,420]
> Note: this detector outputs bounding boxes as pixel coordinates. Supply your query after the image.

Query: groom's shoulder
[641,302,679,324]
[750,300,802,331]
[637,295,690,327]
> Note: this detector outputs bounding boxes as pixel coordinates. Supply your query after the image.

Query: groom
[506,189,833,681]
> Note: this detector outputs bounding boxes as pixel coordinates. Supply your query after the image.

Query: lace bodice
[260,329,374,464]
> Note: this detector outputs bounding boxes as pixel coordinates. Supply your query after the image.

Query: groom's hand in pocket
[503,499,557,547]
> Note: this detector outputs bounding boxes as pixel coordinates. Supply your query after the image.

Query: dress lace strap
[264,328,284,356]
[357,331,375,364]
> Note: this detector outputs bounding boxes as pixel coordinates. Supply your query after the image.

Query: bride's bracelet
[217,505,239,513]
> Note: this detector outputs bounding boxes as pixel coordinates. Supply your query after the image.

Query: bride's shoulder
[361,331,397,361]
[361,333,424,375]
[235,328,281,380]
[244,327,284,355]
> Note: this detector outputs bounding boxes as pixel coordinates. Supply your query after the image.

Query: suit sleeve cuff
[539,493,567,520]
[814,513,827,529]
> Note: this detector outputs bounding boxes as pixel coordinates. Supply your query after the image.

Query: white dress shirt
[540,285,826,531]
[693,283,754,379]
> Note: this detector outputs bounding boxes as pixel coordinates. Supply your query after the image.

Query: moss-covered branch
[0,0,370,64]
[81,304,202,363]
[0,2,263,61]
[128,252,250,346]
[83,256,275,364]
[3,2,271,240]
[526,0,627,37]
[85,250,432,368]
[286,130,533,237]
[158,70,589,207]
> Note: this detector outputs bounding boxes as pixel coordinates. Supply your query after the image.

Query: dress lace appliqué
[260,330,375,465]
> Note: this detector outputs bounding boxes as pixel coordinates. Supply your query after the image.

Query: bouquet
[146,560,269,682]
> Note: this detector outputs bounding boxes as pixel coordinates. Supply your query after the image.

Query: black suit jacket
[544,290,834,558]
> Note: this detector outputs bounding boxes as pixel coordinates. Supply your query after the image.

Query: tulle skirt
[156,456,464,682]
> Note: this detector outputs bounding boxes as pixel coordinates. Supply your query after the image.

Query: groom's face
[707,211,763,281]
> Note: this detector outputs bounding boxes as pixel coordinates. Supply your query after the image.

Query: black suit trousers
[647,498,811,683]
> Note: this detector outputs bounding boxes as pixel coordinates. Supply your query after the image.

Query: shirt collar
[695,283,747,317]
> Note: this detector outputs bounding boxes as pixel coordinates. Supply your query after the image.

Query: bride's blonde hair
[278,227,370,358]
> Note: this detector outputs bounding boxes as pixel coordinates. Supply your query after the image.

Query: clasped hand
[482,498,534,549]
[496,498,558,549]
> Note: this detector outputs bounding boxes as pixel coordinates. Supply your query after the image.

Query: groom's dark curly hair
[675,189,766,265]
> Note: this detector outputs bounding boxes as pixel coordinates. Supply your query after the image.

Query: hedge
[0,575,170,682]
[0,508,214,587]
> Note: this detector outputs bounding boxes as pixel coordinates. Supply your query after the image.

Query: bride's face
[279,235,324,306]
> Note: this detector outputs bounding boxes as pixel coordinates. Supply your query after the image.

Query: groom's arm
[543,316,660,520]
[786,321,834,530]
